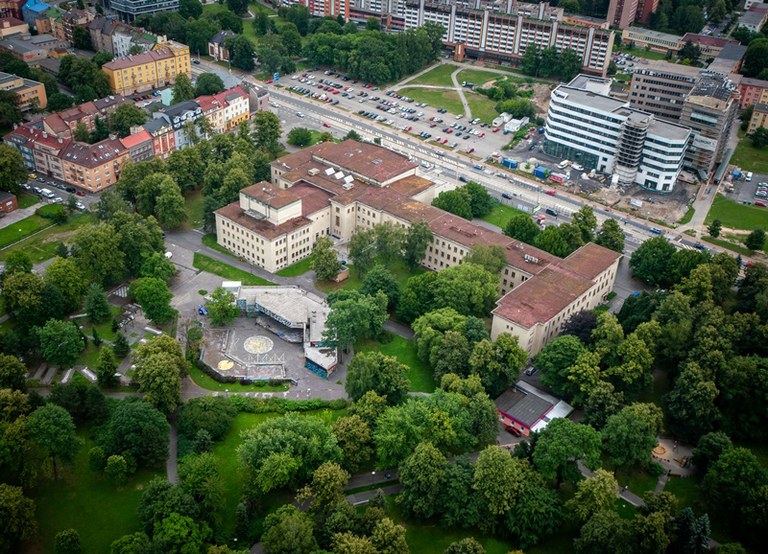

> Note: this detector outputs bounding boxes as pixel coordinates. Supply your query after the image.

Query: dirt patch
[591,182,696,225]
[531,83,554,114]
[41,229,78,243]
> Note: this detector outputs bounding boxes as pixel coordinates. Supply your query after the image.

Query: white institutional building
[543,74,692,192]
[214,140,620,356]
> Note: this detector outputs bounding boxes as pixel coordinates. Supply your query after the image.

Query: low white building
[504,116,530,134]
[492,112,512,127]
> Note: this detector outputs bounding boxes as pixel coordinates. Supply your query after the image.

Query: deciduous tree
[432,263,497,317]
[595,219,625,253]
[262,505,318,554]
[345,351,410,404]
[129,277,176,324]
[28,403,80,478]
[464,244,507,274]
[400,441,447,519]
[37,319,84,367]
[194,72,225,96]
[171,74,195,103]
[96,346,119,388]
[133,335,185,415]
[205,286,239,327]
[629,236,676,287]
[533,418,601,486]
[287,127,312,147]
[72,223,126,286]
[601,403,663,469]
[0,484,37,553]
[332,415,374,472]
[404,220,433,269]
[534,334,587,398]
[360,265,400,309]
[473,446,526,517]
[565,468,618,523]
[311,236,343,281]
[0,353,27,391]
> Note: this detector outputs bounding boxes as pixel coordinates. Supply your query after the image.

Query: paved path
[450,66,472,119]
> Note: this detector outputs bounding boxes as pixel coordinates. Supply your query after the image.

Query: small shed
[495,380,573,437]
[0,191,18,213]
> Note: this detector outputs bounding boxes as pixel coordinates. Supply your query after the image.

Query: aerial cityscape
[0,0,766,552]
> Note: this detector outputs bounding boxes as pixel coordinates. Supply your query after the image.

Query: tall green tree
[345,351,410,404]
[252,111,282,156]
[629,236,676,286]
[404,220,433,269]
[463,245,507,275]
[133,335,185,415]
[37,319,84,367]
[205,286,239,327]
[72,223,126,286]
[96,346,119,389]
[129,278,176,324]
[104,400,169,469]
[601,403,663,469]
[360,265,400,309]
[171,74,196,104]
[533,418,602,486]
[0,484,37,553]
[311,236,343,281]
[109,104,147,138]
[595,219,625,253]
[565,468,618,523]
[0,144,27,195]
[399,441,447,519]
[0,353,27,392]
[27,404,80,478]
[348,228,378,272]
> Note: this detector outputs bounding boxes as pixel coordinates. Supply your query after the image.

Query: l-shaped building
[214,140,620,356]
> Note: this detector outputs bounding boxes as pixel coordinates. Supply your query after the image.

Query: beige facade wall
[748,108,768,133]
[491,256,620,356]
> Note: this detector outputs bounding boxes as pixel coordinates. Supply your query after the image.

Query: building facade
[739,77,768,108]
[628,62,699,121]
[748,103,768,133]
[399,0,613,76]
[60,138,128,192]
[678,73,740,179]
[0,16,28,37]
[544,74,691,191]
[101,39,190,95]
[0,70,47,110]
[208,30,235,61]
[214,140,620,356]
[107,0,180,22]
[621,26,681,53]
[0,32,60,61]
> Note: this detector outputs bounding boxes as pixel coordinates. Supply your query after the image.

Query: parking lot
[726,172,768,207]
[284,69,511,159]
[21,174,89,211]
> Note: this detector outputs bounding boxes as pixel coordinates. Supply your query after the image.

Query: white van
[558,160,571,170]
[746,172,753,181]
[40,188,55,199]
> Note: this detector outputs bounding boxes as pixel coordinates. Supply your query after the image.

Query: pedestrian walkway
[0,200,41,231]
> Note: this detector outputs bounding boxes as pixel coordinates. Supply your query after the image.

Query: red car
[756,201,766,207]
[446,129,453,134]
[265,79,273,84]
[405,126,412,131]
[323,122,331,128]
[479,132,485,138]
[466,147,475,153]
[75,190,85,197]
[492,127,500,133]
[545,190,557,196]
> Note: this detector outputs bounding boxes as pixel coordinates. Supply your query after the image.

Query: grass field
[705,194,768,232]
[77,305,125,343]
[357,335,436,393]
[0,212,92,262]
[384,496,515,554]
[193,253,276,286]
[317,259,423,293]
[184,189,205,229]
[665,476,702,510]
[616,45,669,61]
[702,235,756,256]
[614,466,659,496]
[188,364,289,392]
[457,69,502,87]
[31,432,161,553]
[0,213,52,248]
[678,205,695,225]
[731,132,768,174]
[466,92,499,124]
[480,202,526,229]
[17,192,39,209]
[408,64,458,86]
[398,87,465,116]
[276,256,313,276]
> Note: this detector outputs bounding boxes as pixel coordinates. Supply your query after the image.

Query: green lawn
[678,205,695,225]
[466,92,499,124]
[308,129,338,145]
[384,496,515,554]
[614,466,659,496]
[731,132,768,173]
[357,335,436,393]
[665,476,702,510]
[456,69,502,87]
[184,189,205,229]
[705,194,768,232]
[702,235,756,257]
[193,252,277,286]
[77,305,125,343]
[638,370,670,417]
[398,87,465,116]
[17,192,39,209]
[480,202,526,229]
[317,259,423,293]
[0,213,92,263]
[276,256,313,277]
[31,432,162,553]
[408,64,458,86]
[188,364,289,392]
[202,233,239,258]
[615,498,638,520]
[0,213,52,248]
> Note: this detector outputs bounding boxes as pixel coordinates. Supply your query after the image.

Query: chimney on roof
[57,138,62,144]
[42,131,47,138]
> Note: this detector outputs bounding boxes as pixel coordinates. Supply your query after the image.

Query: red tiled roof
[5,125,69,150]
[241,181,301,209]
[120,129,151,149]
[102,48,173,71]
[559,242,621,280]
[681,33,736,48]
[60,138,126,168]
[492,265,593,329]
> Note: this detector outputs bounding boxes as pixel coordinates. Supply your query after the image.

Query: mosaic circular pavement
[243,335,274,354]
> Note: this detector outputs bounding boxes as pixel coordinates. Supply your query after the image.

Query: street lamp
[371,471,376,486]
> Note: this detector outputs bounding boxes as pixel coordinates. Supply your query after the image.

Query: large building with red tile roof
[215,141,620,355]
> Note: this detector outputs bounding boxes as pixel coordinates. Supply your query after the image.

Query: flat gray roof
[495,388,553,427]
[554,85,627,113]
[649,118,692,141]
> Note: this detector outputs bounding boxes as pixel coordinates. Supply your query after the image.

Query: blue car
[198,305,208,316]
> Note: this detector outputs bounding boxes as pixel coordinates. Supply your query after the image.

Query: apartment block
[208,30,236,62]
[51,8,93,44]
[307,0,349,19]
[739,77,768,108]
[0,70,47,110]
[89,16,159,58]
[747,103,768,133]
[0,16,28,37]
[0,32,61,61]
[101,40,190,95]
[0,0,26,20]
[399,0,614,76]
[42,95,128,139]
[60,138,128,192]
[544,74,691,192]
[215,140,620,356]
[678,73,740,178]
[680,33,741,59]
[628,61,699,121]
[108,0,180,23]
[621,26,681,53]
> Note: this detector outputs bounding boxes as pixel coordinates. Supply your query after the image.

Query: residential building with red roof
[120,129,153,162]
[215,141,620,356]
[101,39,190,95]
[60,138,128,192]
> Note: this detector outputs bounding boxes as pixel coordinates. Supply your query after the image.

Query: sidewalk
[0,200,41,231]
